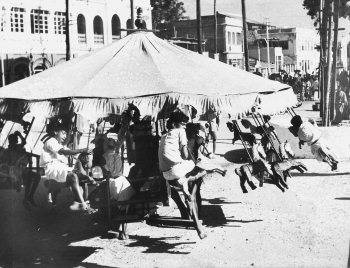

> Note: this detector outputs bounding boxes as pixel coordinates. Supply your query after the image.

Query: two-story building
[0,0,152,87]
[256,27,320,75]
[170,12,244,67]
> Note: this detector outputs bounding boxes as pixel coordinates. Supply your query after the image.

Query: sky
[181,0,315,29]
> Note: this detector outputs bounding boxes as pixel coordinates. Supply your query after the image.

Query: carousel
[0,29,301,240]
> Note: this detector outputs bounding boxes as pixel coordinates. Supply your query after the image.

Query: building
[169,12,244,67]
[249,47,284,77]
[0,0,152,87]
[254,27,320,75]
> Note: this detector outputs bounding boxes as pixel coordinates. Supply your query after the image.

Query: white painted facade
[257,27,320,74]
[0,0,152,56]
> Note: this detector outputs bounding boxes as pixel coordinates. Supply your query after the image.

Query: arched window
[93,15,103,34]
[111,14,121,41]
[77,14,86,34]
[93,15,104,44]
[77,14,86,43]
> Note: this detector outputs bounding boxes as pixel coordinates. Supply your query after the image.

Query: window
[93,15,103,35]
[30,9,49,34]
[236,33,242,45]
[232,32,236,45]
[111,14,121,39]
[93,15,104,44]
[10,7,25,32]
[227,32,231,44]
[77,14,86,43]
[54,11,66,34]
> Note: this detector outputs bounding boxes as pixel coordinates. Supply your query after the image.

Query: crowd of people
[259,68,350,124]
[0,96,341,240]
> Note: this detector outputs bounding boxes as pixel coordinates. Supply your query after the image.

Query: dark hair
[185,123,200,139]
[168,111,189,125]
[78,152,90,164]
[246,134,257,146]
[8,134,18,145]
[290,115,302,128]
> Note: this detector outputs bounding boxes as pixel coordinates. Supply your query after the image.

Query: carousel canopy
[0,32,297,120]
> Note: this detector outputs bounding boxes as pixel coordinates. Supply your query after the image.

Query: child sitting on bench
[72,152,98,201]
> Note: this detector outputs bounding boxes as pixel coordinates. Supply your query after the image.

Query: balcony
[78,34,87,44]
[94,34,104,44]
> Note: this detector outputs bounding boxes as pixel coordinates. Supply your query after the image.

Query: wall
[0,0,152,87]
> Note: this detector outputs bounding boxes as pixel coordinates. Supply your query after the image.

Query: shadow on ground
[202,197,242,205]
[200,204,262,228]
[223,148,251,164]
[291,172,350,177]
[126,235,194,254]
[334,197,350,201]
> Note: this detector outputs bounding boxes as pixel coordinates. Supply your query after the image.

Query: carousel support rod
[23,117,35,142]
[1,122,15,148]
[257,114,280,142]
[252,113,282,161]
[106,177,111,229]
[32,118,48,151]
[234,120,254,163]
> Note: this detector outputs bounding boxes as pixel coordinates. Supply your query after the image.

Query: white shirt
[40,138,67,166]
[297,121,321,145]
[158,128,188,172]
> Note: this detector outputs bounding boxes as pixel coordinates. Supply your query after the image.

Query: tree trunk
[320,0,332,125]
[324,4,334,127]
[318,0,325,117]
[330,0,340,123]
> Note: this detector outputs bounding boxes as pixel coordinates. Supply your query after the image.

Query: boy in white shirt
[158,111,197,200]
[289,115,338,171]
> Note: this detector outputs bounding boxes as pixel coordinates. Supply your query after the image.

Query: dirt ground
[1,102,350,268]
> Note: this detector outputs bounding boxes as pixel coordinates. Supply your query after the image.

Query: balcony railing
[94,34,104,44]
[78,33,87,44]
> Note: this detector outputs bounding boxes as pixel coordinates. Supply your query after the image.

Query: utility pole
[265,18,271,75]
[196,0,202,54]
[241,0,250,71]
[330,0,340,122]
[130,0,134,29]
[214,0,217,55]
[65,0,71,61]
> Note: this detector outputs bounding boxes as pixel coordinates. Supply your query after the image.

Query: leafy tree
[303,0,350,27]
[151,0,188,38]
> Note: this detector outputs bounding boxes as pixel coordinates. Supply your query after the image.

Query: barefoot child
[158,111,194,199]
[72,152,97,201]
